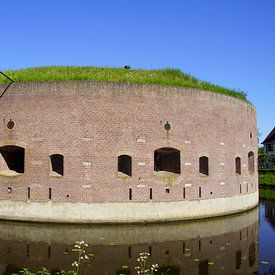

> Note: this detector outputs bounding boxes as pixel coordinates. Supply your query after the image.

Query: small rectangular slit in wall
[27,187,30,199]
[182,242,185,254]
[150,188,152,200]
[129,188,132,200]
[166,188,170,194]
[199,186,201,198]
[49,188,52,200]
[149,245,152,256]
[199,240,201,252]
[183,187,186,199]
[240,184,242,194]
[26,243,30,257]
[240,231,242,240]
[247,184,248,193]
[48,246,51,258]
[128,246,131,258]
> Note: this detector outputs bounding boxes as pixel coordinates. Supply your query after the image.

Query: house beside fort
[0,67,258,223]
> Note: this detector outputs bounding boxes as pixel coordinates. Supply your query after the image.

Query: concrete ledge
[0,191,258,224]
[0,206,258,245]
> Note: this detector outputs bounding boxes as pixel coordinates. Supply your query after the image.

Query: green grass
[259,172,275,185]
[0,66,248,101]
[259,189,275,201]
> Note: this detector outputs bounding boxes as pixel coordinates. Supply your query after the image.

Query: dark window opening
[235,157,241,174]
[199,260,209,275]
[154,147,180,174]
[199,156,209,176]
[182,242,185,254]
[49,188,52,200]
[50,154,64,176]
[118,155,132,176]
[150,188,152,200]
[166,188,170,194]
[236,250,242,270]
[248,151,255,173]
[0,145,25,173]
[199,186,201,198]
[183,187,186,199]
[240,184,242,194]
[250,132,253,139]
[249,242,256,267]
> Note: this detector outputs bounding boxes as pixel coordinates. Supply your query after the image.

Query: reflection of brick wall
[0,221,258,274]
[0,81,257,203]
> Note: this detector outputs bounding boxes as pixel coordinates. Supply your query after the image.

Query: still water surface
[0,200,274,274]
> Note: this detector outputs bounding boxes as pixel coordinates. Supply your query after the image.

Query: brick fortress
[0,81,258,223]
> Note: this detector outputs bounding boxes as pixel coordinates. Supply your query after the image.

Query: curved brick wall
[0,81,258,223]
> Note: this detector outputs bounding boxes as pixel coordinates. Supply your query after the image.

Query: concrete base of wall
[0,192,258,224]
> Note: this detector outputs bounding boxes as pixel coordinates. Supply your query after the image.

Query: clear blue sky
[1,0,274,142]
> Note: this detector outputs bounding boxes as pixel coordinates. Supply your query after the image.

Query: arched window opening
[50,154,64,176]
[118,155,132,176]
[235,157,241,174]
[248,151,255,173]
[199,156,209,176]
[154,147,180,174]
[0,145,25,173]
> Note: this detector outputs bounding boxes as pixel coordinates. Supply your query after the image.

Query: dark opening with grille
[118,155,132,176]
[199,156,209,176]
[154,147,180,174]
[50,154,64,176]
[0,145,25,173]
[248,151,255,173]
[235,157,241,174]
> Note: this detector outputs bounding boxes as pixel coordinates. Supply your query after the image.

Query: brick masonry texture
[0,81,258,205]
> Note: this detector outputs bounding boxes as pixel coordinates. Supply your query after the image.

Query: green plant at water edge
[71,240,90,274]
[12,241,91,275]
[135,252,158,275]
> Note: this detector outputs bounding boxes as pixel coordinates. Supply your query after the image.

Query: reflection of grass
[0,66,248,101]
[259,189,275,201]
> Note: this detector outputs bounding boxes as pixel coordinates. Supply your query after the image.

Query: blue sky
[1,0,274,141]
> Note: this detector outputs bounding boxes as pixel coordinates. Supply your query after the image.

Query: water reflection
[0,207,259,275]
[264,200,275,230]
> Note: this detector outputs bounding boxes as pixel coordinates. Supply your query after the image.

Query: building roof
[262,127,275,144]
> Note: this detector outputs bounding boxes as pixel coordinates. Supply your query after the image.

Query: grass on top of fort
[1,66,248,101]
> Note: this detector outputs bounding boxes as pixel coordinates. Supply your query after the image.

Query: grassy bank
[259,189,275,201]
[0,66,248,101]
[259,171,275,186]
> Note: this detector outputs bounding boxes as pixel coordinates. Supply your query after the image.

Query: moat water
[0,200,274,275]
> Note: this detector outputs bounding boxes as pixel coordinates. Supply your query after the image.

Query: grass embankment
[259,172,275,186]
[260,189,275,201]
[0,66,248,101]
[259,171,275,201]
